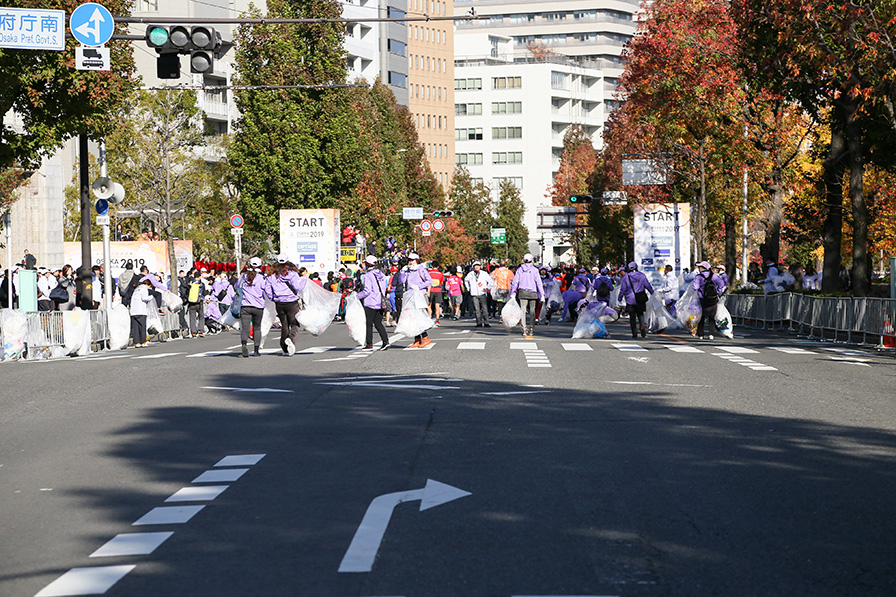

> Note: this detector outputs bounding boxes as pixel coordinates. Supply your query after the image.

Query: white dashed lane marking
[35,565,136,597]
[90,532,173,558]
[612,343,648,351]
[562,343,593,351]
[193,468,249,483]
[663,345,704,353]
[132,505,205,526]
[165,485,229,502]
[768,346,818,355]
[457,341,486,350]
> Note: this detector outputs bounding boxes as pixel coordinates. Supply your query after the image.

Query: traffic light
[569,194,594,204]
[145,25,221,77]
[433,210,454,218]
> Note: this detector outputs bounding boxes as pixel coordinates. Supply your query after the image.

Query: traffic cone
[883,312,896,348]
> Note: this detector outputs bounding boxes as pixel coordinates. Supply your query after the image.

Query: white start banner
[633,203,691,289]
[279,209,341,275]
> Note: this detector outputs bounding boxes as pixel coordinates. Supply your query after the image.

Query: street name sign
[490,228,506,245]
[402,207,424,220]
[0,8,65,50]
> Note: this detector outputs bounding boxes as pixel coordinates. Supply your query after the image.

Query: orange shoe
[420,337,431,347]
[408,340,422,348]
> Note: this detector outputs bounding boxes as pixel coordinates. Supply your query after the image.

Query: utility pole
[77,133,93,309]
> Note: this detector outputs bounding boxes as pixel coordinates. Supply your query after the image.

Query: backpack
[701,272,718,306]
[596,279,610,298]
[187,281,202,303]
[121,277,141,307]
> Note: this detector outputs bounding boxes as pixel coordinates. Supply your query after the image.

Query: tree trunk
[697,139,707,262]
[760,168,785,266]
[821,114,847,293]
[845,99,868,296]
[724,211,737,283]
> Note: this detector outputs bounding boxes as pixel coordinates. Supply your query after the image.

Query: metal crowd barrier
[26,311,65,348]
[726,293,896,347]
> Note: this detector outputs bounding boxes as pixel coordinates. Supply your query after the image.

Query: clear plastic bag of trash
[108,303,131,350]
[394,287,434,338]
[715,301,735,339]
[298,282,341,336]
[676,282,702,335]
[1,309,28,361]
[646,291,681,333]
[345,292,366,345]
[63,310,91,356]
[572,304,609,339]
[501,296,522,329]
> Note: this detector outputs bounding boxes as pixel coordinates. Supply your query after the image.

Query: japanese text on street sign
[403,207,424,220]
[490,228,506,245]
[0,8,65,51]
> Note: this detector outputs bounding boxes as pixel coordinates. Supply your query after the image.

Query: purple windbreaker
[510,263,545,299]
[357,268,389,309]
[238,272,266,309]
[619,271,654,304]
[264,270,307,303]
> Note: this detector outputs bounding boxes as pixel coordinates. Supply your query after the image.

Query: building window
[492,127,522,139]
[492,76,522,89]
[455,103,483,115]
[136,0,158,10]
[389,71,407,88]
[388,7,406,20]
[455,78,482,91]
[492,152,523,164]
[456,128,483,140]
[388,39,407,56]
[551,71,567,89]
[456,153,483,165]
[493,176,523,189]
[491,101,522,114]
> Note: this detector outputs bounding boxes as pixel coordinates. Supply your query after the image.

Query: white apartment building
[343,0,410,106]
[454,35,605,252]
[453,0,639,100]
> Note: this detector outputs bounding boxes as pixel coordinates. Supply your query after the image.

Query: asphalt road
[2,315,895,596]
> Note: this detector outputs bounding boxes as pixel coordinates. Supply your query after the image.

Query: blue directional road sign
[70,3,114,47]
[95,199,109,215]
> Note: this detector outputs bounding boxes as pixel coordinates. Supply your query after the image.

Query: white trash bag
[501,297,523,329]
[394,287,434,338]
[63,310,91,356]
[609,285,622,309]
[676,282,702,336]
[572,303,609,339]
[344,293,366,345]
[645,292,681,333]
[259,297,278,345]
[147,310,163,336]
[599,305,619,324]
[714,301,735,339]
[0,309,28,361]
[548,282,562,311]
[162,290,183,312]
[220,308,240,330]
[108,303,131,350]
[298,282,341,336]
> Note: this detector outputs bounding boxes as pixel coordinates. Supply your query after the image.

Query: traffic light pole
[77,133,93,310]
[99,140,112,325]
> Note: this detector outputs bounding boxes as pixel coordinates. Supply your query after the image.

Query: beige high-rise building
[406,0,454,193]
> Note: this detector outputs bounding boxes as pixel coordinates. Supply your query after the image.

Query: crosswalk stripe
[716,346,759,354]
[132,352,184,360]
[457,341,486,350]
[663,345,704,353]
[510,342,538,350]
[768,346,818,355]
[561,343,593,351]
[612,343,648,351]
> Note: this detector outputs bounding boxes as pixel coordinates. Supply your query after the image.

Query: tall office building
[454,34,605,256]
[407,0,455,191]
[344,0,410,106]
[452,0,638,96]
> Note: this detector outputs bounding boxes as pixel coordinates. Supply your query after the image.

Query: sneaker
[253,348,261,356]
[379,343,391,351]
[364,344,374,349]
[420,337,431,347]
[285,338,296,356]
[475,323,483,328]
[434,320,441,327]
[708,334,714,340]
[640,326,647,338]
[484,323,491,328]
[241,345,249,358]
[408,340,422,348]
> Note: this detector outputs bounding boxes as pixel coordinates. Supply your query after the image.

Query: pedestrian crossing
[67,338,877,371]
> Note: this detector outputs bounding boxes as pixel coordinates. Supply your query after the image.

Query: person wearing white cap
[264,254,307,355]
[402,252,433,347]
[691,261,725,339]
[356,255,391,349]
[237,257,266,357]
[464,261,493,327]
[510,253,544,339]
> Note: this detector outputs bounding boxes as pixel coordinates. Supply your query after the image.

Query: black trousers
[130,314,147,345]
[471,295,488,325]
[240,306,264,348]
[275,301,301,351]
[697,302,719,337]
[627,303,646,336]
[364,306,389,346]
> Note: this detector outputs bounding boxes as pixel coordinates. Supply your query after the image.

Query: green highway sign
[490,228,506,245]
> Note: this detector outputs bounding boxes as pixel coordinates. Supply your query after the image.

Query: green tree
[449,166,494,260]
[495,180,528,262]
[106,90,210,294]
[230,0,348,242]
[0,0,137,209]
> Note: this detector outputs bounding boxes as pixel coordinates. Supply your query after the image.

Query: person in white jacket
[659,265,679,308]
[464,261,494,327]
[129,278,156,347]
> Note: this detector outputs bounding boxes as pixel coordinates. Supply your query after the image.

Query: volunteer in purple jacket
[618,261,655,338]
[692,260,726,339]
[237,257,266,357]
[263,254,307,355]
[561,268,591,321]
[356,255,391,350]
[510,253,544,339]
[404,252,432,348]
[591,267,615,305]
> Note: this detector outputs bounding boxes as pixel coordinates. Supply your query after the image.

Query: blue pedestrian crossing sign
[70,3,114,47]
